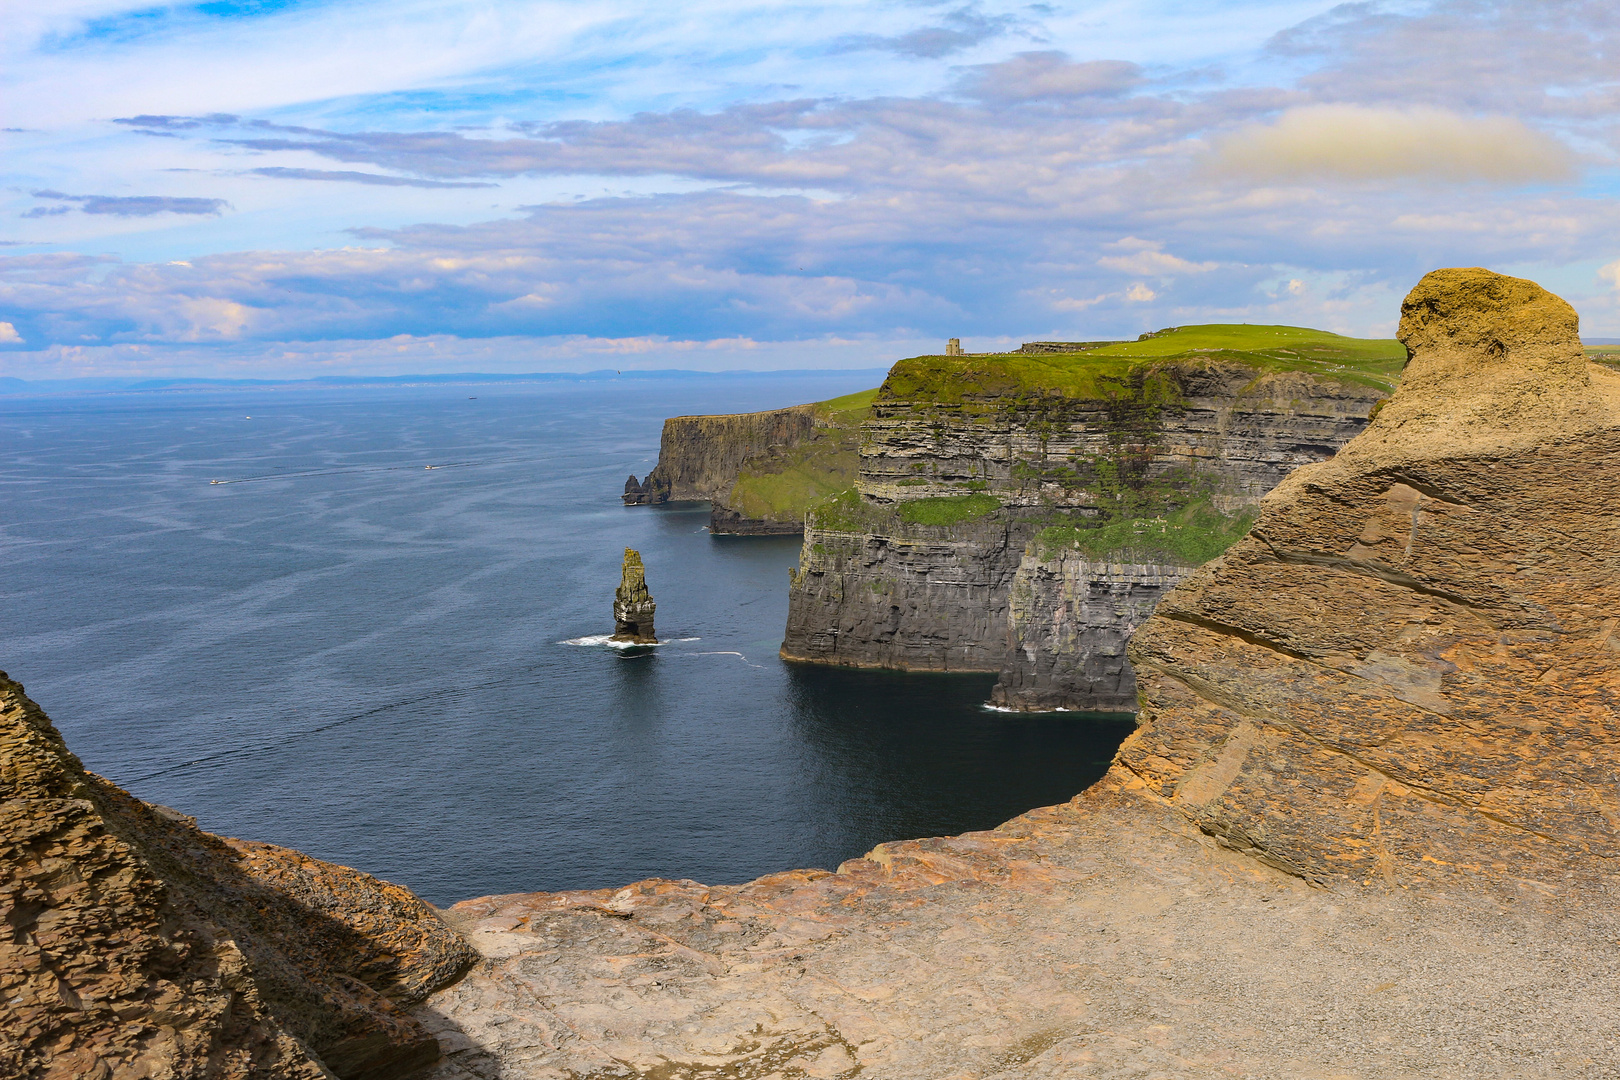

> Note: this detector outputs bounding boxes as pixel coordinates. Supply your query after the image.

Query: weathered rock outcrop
[782,351,1387,695]
[410,269,1620,1080]
[989,554,1192,712]
[0,672,476,1080]
[1121,267,1620,886]
[610,548,656,642]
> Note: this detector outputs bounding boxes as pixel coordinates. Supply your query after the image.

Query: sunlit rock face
[1122,267,1620,886]
[0,673,476,1080]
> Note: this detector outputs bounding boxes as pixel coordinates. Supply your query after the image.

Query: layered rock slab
[420,270,1620,1078]
[1122,267,1620,887]
[611,548,657,643]
[0,673,476,1080]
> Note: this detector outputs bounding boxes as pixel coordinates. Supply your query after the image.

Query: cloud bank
[3,0,1620,378]
[1214,104,1576,182]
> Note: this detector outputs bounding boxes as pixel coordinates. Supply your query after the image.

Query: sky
[2,0,1619,378]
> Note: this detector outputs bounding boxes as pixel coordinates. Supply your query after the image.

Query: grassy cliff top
[1586,344,1620,368]
[814,387,880,424]
[882,324,1406,403]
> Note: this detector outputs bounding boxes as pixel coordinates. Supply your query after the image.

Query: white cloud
[0,321,23,344]
[1214,104,1577,184]
[1600,259,1620,294]
[1050,293,1108,312]
[7,0,1620,376]
[1097,238,1217,275]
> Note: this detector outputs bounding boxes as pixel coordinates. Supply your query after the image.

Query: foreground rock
[611,548,657,643]
[419,270,1620,1078]
[0,673,475,1080]
[1122,267,1620,887]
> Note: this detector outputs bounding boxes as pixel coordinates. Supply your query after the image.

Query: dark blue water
[0,376,1134,905]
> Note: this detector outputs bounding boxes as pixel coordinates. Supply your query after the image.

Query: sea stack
[611,548,657,642]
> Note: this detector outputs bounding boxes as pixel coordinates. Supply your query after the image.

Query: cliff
[0,672,476,1080]
[1120,267,1620,886]
[407,269,1620,1080]
[624,404,817,506]
[989,552,1190,712]
[623,390,874,535]
[782,330,1395,706]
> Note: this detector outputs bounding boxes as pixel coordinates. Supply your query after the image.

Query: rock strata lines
[0,672,475,1080]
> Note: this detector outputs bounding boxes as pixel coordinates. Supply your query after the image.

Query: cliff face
[624,393,873,535]
[624,405,816,507]
[410,270,1620,1080]
[782,353,1387,700]
[990,554,1191,711]
[856,361,1382,510]
[782,513,1027,670]
[0,673,475,1080]
[1121,267,1620,886]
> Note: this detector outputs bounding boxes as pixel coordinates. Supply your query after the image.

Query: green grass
[1035,500,1258,567]
[882,324,1406,404]
[814,387,880,423]
[1095,324,1401,362]
[719,387,877,524]
[1586,345,1620,369]
[728,443,860,522]
[897,493,1000,526]
[806,487,878,532]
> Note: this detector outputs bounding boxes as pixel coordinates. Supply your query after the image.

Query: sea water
[0,375,1134,905]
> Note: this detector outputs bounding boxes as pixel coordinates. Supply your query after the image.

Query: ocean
[0,374,1134,905]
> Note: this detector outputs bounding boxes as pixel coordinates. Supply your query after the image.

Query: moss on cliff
[1034,500,1257,566]
[815,387,880,421]
[728,440,861,522]
[897,492,1001,526]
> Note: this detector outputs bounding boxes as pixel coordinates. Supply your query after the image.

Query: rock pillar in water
[612,548,657,642]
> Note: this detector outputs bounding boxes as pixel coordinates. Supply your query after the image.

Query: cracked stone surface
[0,673,476,1080]
[417,270,1620,1078]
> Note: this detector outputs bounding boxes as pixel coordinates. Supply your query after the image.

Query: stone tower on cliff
[612,548,657,643]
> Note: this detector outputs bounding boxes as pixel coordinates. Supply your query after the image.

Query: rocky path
[420,789,1620,1079]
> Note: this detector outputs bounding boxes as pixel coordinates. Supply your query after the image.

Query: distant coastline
[0,367,894,398]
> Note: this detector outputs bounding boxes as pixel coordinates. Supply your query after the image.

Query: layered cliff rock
[624,405,816,506]
[411,269,1620,1080]
[623,390,874,535]
[989,553,1191,712]
[782,336,1393,702]
[0,672,475,1080]
[1121,267,1620,886]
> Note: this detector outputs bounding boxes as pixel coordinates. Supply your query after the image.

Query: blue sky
[3,0,1619,377]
